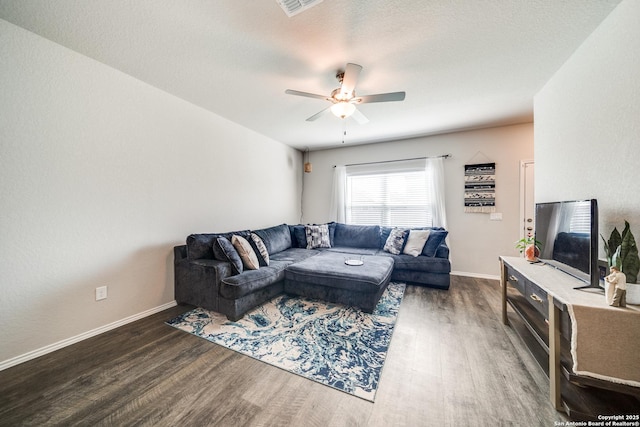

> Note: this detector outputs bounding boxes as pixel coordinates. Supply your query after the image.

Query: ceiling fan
[285,63,406,124]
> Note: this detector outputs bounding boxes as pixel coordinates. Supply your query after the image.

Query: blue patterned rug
[166,282,405,401]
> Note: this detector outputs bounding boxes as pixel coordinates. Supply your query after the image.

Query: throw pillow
[383,228,408,255]
[215,237,243,275]
[231,235,260,270]
[422,229,449,257]
[317,222,336,247]
[250,232,270,266]
[305,224,331,249]
[402,229,431,257]
[292,225,308,248]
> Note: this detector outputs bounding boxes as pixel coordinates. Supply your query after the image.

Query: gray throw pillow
[383,228,408,255]
[305,224,331,249]
[250,233,270,266]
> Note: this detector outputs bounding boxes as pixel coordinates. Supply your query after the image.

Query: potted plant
[602,220,640,304]
[515,236,542,262]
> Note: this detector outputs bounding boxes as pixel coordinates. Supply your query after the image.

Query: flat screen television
[534,199,599,289]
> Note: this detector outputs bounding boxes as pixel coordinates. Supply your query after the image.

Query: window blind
[345,161,432,227]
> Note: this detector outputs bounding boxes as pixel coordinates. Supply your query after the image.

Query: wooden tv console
[499,256,640,420]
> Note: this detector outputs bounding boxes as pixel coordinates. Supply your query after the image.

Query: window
[345,160,433,227]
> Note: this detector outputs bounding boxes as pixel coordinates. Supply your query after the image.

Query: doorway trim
[519,159,534,241]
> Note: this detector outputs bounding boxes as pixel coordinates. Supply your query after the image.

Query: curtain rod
[333,154,451,168]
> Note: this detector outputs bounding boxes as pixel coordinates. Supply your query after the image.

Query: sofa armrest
[174,245,234,310]
[435,242,450,259]
[174,245,187,262]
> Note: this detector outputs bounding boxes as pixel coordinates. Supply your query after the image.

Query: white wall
[534,0,640,257]
[302,123,534,277]
[0,20,302,366]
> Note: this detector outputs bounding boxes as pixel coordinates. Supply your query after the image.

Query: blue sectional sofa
[174,222,451,320]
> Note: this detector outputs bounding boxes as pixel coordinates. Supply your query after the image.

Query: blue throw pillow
[422,229,448,257]
[291,225,307,248]
[215,237,243,274]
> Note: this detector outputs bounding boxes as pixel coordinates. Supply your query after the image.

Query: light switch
[490,212,503,221]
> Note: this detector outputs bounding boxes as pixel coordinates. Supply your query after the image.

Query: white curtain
[425,157,447,229]
[329,165,347,222]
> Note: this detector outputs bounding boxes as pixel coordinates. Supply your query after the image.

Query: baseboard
[451,271,500,281]
[0,300,178,372]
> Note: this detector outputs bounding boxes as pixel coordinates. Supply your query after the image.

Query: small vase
[524,244,539,262]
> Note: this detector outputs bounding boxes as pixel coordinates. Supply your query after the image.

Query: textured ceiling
[0,0,622,150]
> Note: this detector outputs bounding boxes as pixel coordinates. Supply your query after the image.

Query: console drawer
[525,280,549,317]
[506,267,526,295]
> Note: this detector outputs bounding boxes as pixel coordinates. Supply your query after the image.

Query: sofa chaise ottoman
[284,251,394,313]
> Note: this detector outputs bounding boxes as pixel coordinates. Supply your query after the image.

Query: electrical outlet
[96,286,108,301]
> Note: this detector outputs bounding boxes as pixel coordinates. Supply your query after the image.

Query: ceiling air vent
[276,0,323,17]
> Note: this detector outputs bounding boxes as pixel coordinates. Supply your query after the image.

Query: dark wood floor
[0,275,568,426]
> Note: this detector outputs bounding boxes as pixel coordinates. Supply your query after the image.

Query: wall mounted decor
[464,162,496,213]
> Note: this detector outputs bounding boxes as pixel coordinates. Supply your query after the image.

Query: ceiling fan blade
[306,107,331,122]
[339,63,363,99]
[353,92,406,104]
[285,89,330,101]
[351,108,369,124]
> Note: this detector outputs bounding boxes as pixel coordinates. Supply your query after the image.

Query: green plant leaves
[619,221,640,283]
[515,236,542,253]
[604,221,640,283]
[602,227,622,266]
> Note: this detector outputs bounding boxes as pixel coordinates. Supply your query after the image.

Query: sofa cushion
[219,261,289,299]
[403,229,431,257]
[215,237,243,274]
[422,229,449,257]
[305,224,331,249]
[188,230,250,261]
[285,252,394,293]
[187,234,216,260]
[383,228,408,255]
[377,251,451,274]
[325,247,379,256]
[232,235,260,270]
[333,223,380,249]
[250,233,270,266]
[270,248,322,264]
[253,224,292,255]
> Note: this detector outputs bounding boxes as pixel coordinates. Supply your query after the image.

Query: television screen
[535,199,599,289]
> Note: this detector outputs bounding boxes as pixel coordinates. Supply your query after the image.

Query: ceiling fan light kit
[331,102,356,119]
[285,63,406,124]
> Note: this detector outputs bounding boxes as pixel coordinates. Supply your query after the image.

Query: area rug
[166,282,405,401]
